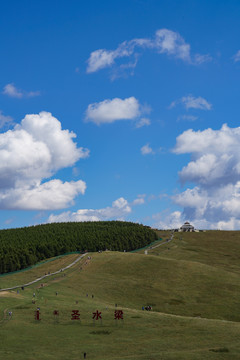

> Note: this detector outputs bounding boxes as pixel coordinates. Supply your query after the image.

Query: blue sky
[1,0,240,229]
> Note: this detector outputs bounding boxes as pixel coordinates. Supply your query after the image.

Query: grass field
[1,231,240,359]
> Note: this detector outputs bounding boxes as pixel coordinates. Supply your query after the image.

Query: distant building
[179,221,195,232]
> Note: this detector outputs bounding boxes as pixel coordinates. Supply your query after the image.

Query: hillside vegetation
[1,231,240,359]
[0,221,157,274]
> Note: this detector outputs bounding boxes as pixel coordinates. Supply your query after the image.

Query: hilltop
[0,221,157,274]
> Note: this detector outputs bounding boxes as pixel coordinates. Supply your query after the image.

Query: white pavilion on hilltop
[179,221,195,232]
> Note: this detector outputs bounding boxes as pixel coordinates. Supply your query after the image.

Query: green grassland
[1,231,240,359]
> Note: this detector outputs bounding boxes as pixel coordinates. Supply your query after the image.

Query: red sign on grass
[114,310,123,320]
[92,310,102,320]
[71,310,80,320]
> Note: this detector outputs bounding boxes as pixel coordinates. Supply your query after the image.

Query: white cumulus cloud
[85,97,141,125]
[174,124,239,185]
[153,210,183,230]
[1,180,86,210]
[171,123,240,229]
[48,197,131,223]
[0,111,89,210]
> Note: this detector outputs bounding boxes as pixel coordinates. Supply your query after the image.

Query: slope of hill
[152,230,240,274]
[1,231,240,359]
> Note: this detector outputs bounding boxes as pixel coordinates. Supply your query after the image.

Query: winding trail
[0,232,174,292]
[150,231,174,250]
[0,253,88,292]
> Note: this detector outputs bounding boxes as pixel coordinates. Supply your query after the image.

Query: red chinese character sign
[92,310,102,325]
[31,308,126,324]
[92,310,102,320]
[71,310,80,320]
[114,310,123,320]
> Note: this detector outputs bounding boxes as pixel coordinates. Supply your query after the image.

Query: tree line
[0,221,158,274]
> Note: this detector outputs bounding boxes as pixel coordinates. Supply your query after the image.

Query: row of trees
[0,221,158,274]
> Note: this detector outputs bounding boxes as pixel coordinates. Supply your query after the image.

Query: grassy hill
[0,221,157,273]
[1,231,240,359]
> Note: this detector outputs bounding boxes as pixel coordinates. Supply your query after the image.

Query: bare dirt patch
[0,291,23,298]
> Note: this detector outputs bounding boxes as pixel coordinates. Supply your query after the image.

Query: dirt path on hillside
[0,253,88,292]
[150,231,174,250]
[0,233,174,292]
